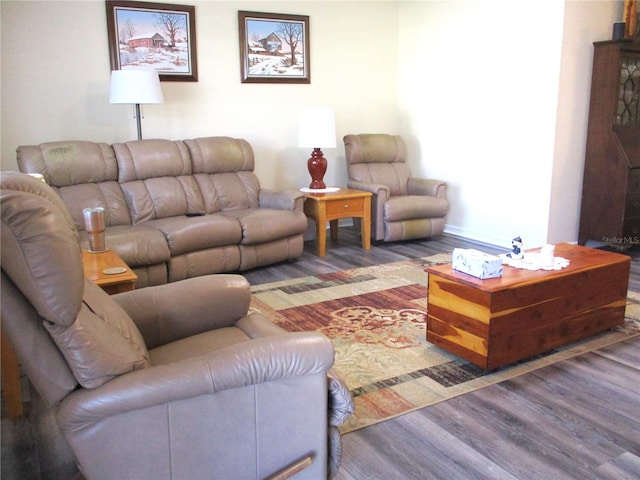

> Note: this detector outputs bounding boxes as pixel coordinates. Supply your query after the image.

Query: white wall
[548,0,622,244]
[397,0,623,248]
[1,0,622,248]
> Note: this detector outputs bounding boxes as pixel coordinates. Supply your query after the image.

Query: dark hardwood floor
[2,230,639,480]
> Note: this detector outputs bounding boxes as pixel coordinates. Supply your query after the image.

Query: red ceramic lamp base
[307,148,327,189]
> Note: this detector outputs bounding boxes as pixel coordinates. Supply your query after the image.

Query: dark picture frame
[105,0,198,82]
[238,11,310,84]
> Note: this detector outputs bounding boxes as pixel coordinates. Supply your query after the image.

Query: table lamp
[298,107,336,190]
[109,70,164,140]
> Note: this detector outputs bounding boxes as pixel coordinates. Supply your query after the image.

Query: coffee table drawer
[326,197,365,216]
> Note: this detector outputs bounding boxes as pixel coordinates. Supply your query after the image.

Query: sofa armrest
[408,177,447,198]
[113,275,251,349]
[56,332,334,426]
[259,188,306,211]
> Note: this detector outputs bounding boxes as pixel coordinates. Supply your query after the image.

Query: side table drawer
[326,197,364,216]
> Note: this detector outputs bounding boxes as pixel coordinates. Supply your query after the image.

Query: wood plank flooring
[2,229,639,480]
[335,339,640,480]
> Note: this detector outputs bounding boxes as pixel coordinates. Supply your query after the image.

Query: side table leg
[316,209,327,257]
[362,197,371,250]
[1,331,23,417]
[329,220,339,241]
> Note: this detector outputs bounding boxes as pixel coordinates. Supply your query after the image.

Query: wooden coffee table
[82,249,138,294]
[303,188,372,257]
[425,243,630,370]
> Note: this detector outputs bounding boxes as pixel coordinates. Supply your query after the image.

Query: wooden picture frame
[238,11,310,84]
[624,0,639,41]
[106,0,197,82]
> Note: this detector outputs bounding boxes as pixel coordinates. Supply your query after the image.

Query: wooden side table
[82,249,138,294]
[303,188,372,257]
[1,249,138,417]
[1,332,24,417]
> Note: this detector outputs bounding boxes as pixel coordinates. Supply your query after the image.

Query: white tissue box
[452,248,503,279]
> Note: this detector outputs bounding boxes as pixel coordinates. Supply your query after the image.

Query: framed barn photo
[105,0,198,82]
[238,11,310,84]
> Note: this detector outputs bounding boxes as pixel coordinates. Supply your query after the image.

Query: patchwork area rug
[250,254,640,433]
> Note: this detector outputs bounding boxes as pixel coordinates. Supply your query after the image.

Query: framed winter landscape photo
[238,11,310,84]
[106,0,198,82]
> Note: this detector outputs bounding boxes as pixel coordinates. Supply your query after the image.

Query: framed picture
[105,0,197,82]
[238,11,310,84]
[624,0,639,41]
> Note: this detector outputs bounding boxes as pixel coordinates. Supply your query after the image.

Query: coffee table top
[426,243,630,292]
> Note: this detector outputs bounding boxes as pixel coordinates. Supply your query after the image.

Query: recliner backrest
[1,172,150,401]
[344,134,412,196]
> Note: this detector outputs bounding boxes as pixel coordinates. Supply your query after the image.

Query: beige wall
[1,1,623,247]
[1,0,399,189]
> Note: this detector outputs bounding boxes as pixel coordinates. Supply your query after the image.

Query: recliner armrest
[259,188,306,211]
[347,180,390,200]
[113,275,251,349]
[408,177,448,198]
[56,332,334,427]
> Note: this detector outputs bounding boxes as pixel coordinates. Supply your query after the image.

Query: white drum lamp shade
[298,108,336,149]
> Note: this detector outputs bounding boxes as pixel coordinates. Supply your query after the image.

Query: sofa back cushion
[114,139,206,223]
[17,141,132,230]
[185,137,260,211]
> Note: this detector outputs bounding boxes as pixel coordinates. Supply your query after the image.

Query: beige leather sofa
[17,137,307,287]
[1,172,354,479]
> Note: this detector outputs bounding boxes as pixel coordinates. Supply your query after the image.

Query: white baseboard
[443,225,510,249]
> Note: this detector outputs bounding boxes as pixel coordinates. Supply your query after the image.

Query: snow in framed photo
[106,0,198,82]
[238,11,310,84]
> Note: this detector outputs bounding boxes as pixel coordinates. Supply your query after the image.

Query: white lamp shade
[109,70,164,104]
[298,108,336,148]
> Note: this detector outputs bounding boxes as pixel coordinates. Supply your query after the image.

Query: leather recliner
[0,172,354,480]
[344,134,449,242]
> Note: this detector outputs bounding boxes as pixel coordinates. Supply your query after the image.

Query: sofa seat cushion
[149,327,249,366]
[144,214,242,256]
[384,195,449,222]
[222,208,308,245]
[80,225,171,267]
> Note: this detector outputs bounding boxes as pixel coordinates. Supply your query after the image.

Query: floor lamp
[109,70,164,140]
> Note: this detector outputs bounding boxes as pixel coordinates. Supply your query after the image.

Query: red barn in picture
[127,33,165,48]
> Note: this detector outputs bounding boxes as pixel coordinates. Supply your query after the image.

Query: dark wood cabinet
[579,40,640,248]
